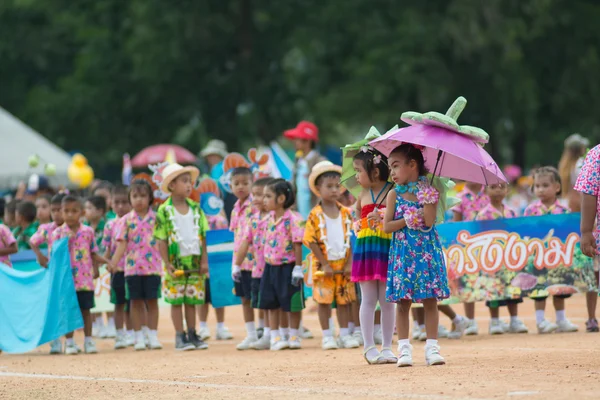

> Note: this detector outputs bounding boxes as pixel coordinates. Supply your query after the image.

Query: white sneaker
[125,333,135,347]
[270,337,289,351]
[301,327,314,339]
[489,320,505,335]
[412,325,422,340]
[105,325,117,339]
[352,330,364,346]
[49,339,62,354]
[501,320,510,333]
[65,342,78,355]
[397,344,413,367]
[425,344,445,366]
[508,318,529,333]
[84,340,98,354]
[438,325,450,339]
[134,340,147,351]
[288,335,302,349]
[148,335,163,350]
[556,319,579,333]
[98,326,109,339]
[418,331,427,341]
[250,334,271,350]
[338,335,360,349]
[114,335,128,350]
[447,316,470,339]
[374,328,383,345]
[92,324,99,338]
[537,319,558,334]
[236,336,256,350]
[322,336,339,350]
[216,327,233,340]
[198,327,211,341]
[464,319,479,336]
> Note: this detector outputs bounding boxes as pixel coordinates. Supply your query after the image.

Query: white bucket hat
[200,139,228,159]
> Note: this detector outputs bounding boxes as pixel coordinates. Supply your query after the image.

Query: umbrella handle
[430,150,443,184]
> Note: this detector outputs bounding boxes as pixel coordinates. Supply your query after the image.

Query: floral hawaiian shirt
[50,224,98,291]
[30,221,60,249]
[523,200,569,216]
[575,145,600,241]
[475,204,517,221]
[208,214,229,230]
[453,188,490,221]
[116,210,162,277]
[230,197,254,271]
[263,209,304,266]
[243,211,270,278]
[0,224,16,267]
[103,217,125,272]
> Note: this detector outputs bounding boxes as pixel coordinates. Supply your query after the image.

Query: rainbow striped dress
[351,203,392,282]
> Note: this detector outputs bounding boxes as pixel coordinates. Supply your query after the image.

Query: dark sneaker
[188,329,209,350]
[586,319,599,333]
[175,332,196,351]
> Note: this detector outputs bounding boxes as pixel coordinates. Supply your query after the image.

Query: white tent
[0,107,71,189]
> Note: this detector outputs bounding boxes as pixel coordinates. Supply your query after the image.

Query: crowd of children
[0,131,599,367]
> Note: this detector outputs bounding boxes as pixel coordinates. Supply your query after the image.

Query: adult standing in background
[200,139,236,220]
[283,121,326,219]
[558,133,589,211]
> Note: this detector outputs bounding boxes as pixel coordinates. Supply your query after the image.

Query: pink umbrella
[369,97,507,185]
[131,144,198,167]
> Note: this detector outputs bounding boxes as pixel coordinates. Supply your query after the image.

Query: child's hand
[200,261,209,275]
[37,254,49,268]
[343,266,351,279]
[291,265,304,286]
[166,263,177,278]
[581,232,598,257]
[231,264,242,282]
[322,263,334,278]
[367,210,382,229]
[93,266,100,279]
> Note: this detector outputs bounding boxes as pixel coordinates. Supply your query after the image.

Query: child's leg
[337,304,350,330]
[412,308,424,326]
[81,309,93,337]
[359,281,378,353]
[258,309,264,329]
[242,298,254,323]
[535,298,546,323]
[423,299,438,340]
[318,303,331,332]
[464,302,475,319]
[147,299,159,330]
[553,296,565,320]
[376,280,395,349]
[587,292,597,320]
[184,304,196,333]
[269,309,280,339]
[198,303,209,325]
[489,306,500,319]
[171,305,184,332]
[507,302,518,317]
[374,309,381,331]
[215,307,225,324]
[289,311,301,330]
[114,304,125,330]
[438,305,456,320]
[396,299,412,339]
[351,299,360,330]
[131,300,145,330]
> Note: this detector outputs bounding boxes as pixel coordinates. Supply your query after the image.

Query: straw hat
[200,139,228,158]
[160,163,200,194]
[308,161,344,196]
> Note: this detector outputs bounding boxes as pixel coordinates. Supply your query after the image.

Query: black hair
[0,198,5,218]
[253,177,274,187]
[315,171,341,188]
[93,181,114,194]
[6,199,21,215]
[50,193,66,206]
[36,194,52,205]
[16,201,37,223]
[85,195,107,213]
[129,179,154,205]
[266,178,295,209]
[353,149,390,182]
[112,184,129,197]
[389,144,428,177]
[533,166,562,196]
[231,167,253,179]
[62,195,82,208]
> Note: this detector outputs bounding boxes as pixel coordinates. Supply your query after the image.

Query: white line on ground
[0,371,491,400]
[507,391,540,396]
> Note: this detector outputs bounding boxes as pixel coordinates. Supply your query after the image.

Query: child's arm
[233,239,250,266]
[158,239,175,277]
[293,242,302,266]
[383,191,406,233]
[580,193,598,257]
[200,236,208,275]
[344,253,352,278]
[423,203,437,228]
[0,243,18,257]
[110,241,127,273]
[30,244,48,267]
[308,243,333,277]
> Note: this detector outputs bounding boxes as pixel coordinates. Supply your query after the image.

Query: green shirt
[84,218,106,253]
[12,221,40,251]
[106,210,117,221]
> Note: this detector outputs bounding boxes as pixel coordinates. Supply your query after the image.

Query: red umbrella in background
[131,144,198,167]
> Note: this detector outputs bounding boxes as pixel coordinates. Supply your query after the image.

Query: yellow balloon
[67,163,84,186]
[79,165,94,188]
[72,153,88,168]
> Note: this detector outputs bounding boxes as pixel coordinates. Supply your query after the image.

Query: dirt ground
[1,296,599,400]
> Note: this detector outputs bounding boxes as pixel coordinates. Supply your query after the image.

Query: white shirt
[324,213,345,260]
[174,208,200,257]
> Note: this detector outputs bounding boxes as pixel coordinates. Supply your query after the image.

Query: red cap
[283,121,319,142]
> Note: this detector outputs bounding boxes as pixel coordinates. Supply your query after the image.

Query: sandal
[380,347,398,364]
[363,345,385,365]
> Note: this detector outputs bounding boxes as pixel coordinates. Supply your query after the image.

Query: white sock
[263,327,271,337]
[280,327,289,337]
[413,320,419,329]
[84,336,94,344]
[117,329,126,336]
[453,315,464,324]
[216,322,225,330]
[329,317,335,331]
[419,324,426,330]
[398,339,410,347]
[142,326,150,335]
[510,316,519,323]
[66,338,75,346]
[535,310,545,324]
[426,339,438,347]
[270,329,280,341]
[556,310,566,322]
[245,322,257,339]
[135,330,144,343]
[290,328,299,338]
[340,327,349,337]
[127,330,134,337]
[374,324,381,332]
[491,318,500,323]
[348,322,355,333]
[150,329,158,339]
[200,321,208,329]
[258,319,265,329]
[322,329,333,337]
[108,317,115,328]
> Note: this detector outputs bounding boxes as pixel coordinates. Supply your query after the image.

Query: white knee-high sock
[377,280,396,349]
[359,281,378,349]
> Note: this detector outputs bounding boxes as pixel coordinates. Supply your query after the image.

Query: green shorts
[162,255,206,306]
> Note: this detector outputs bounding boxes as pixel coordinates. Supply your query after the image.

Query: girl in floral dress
[383,144,449,367]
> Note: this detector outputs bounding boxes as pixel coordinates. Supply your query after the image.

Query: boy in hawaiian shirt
[12,201,38,251]
[30,193,66,267]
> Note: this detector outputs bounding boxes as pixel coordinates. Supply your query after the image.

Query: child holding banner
[524,167,578,334]
[13,201,38,251]
[304,161,360,351]
[0,223,17,267]
[31,193,66,267]
[476,183,529,335]
[384,144,450,367]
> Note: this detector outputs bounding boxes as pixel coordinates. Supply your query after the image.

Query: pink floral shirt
[103,217,125,272]
[244,211,269,278]
[263,209,304,266]
[523,200,569,217]
[575,145,600,240]
[116,210,162,277]
[30,222,60,248]
[208,214,229,230]
[475,204,517,221]
[453,187,490,221]
[230,197,254,271]
[0,224,16,267]
[50,224,98,291]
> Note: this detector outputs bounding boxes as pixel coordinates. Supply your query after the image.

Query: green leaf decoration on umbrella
[428,175,460,224]
[341,125,397,197]
[401,97,490,144]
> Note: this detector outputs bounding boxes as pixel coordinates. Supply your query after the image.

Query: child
[112,180,163,351]
[233,177,273,349]
[3,199,20,229]
[154,165,209,351]
[304,161,359,350]
[230,167,258,350]
[0,223,17,267]
[351,147,396,364]
[383,144,450,367]
[258,179,305,350]
[524,167,578,334]
[574,144,600,332]
[103,185,132,349]
[13,201,38,251]
[49,195,112,354]
[475,183,528,335]
[452,181,490,335]
[93,181,116,221]
[35,195,52,225]
[31,193,66,267]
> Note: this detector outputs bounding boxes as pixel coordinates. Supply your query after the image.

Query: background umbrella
[131,144,198,167]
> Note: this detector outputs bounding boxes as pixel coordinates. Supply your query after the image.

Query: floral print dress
[386,185,450,303]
